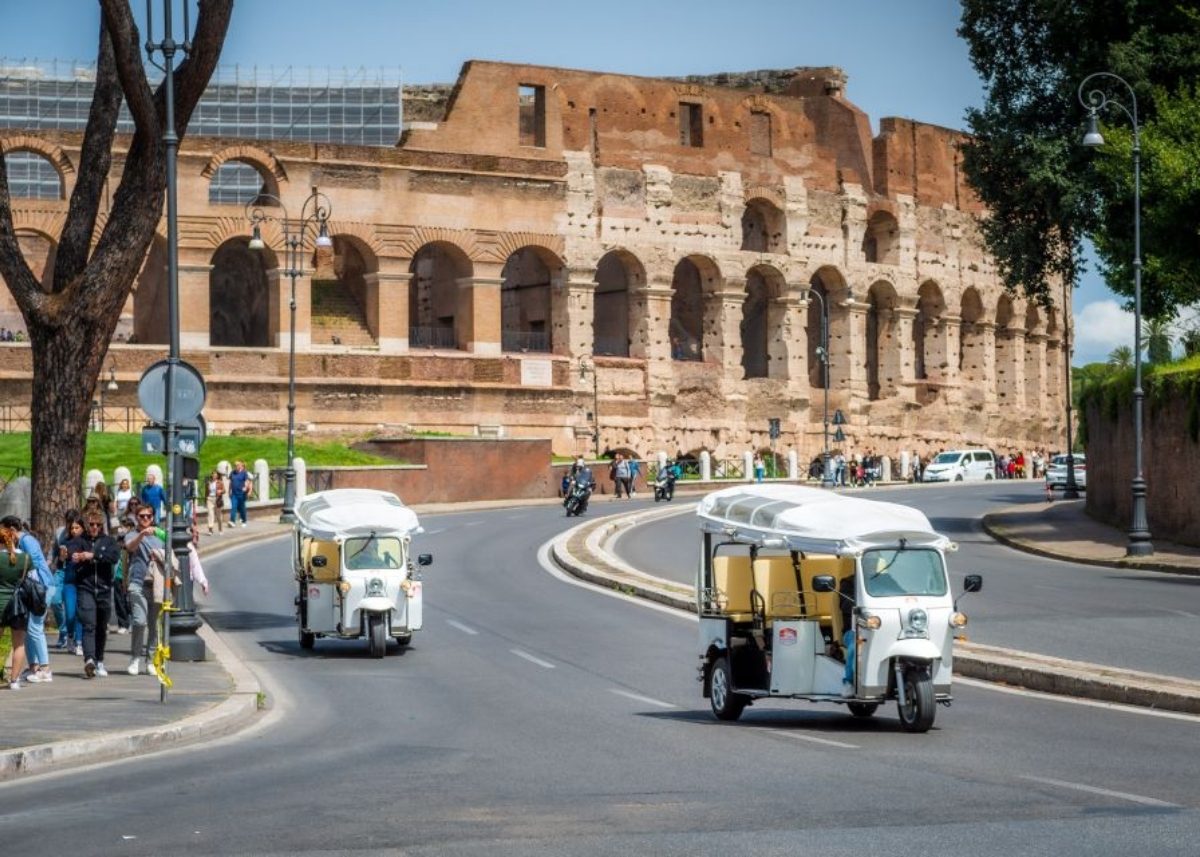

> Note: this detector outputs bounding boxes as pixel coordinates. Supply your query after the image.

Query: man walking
[228,461,254,527]
[73,511,120,678]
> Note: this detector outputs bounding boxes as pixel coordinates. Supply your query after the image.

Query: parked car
[1045,453,1087,490]
[922,449,996,483]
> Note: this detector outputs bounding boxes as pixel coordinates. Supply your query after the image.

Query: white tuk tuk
[696,485,980,732]
[293,489,432,658]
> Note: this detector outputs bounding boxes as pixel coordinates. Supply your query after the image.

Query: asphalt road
[2,496,1198,854]
[616,482,1200,680]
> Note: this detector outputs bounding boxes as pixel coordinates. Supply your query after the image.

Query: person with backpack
[1,516,53,684]
[0,524,32,689]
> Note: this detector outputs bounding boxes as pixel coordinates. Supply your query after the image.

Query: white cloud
[1073,300,1134,365]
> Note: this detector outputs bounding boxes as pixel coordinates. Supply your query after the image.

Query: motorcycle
[653,469,677,502]
[564,479,593,517]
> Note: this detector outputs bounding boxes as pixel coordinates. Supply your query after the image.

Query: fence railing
[409,325,457,350]
[501,329,551,353]
[0,404,138,433]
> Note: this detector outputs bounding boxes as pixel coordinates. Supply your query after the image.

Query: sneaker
[116,627,129,635]
[27,670,52,683]
[7,681,19,690]
[95,662,108,678]
[84,659,96,678]
[146,662,158,678]
[127,658,141,676]
[73,644,84,657]
[55,637,68,649]
[841,681,854,698]
[241,522,247,528]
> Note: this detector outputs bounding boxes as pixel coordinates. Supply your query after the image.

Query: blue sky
[1,0,1138,364]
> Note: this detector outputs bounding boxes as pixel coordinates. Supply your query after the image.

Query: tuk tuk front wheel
[710,657,748,722]
[368,614,388,658]
[897,666,935,733]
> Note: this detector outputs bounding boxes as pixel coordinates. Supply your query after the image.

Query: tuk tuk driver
[840,571,857,697]
[346,536,399,570]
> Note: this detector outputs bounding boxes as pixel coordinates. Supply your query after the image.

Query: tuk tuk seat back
[711,555,755,622]
[800,556,854,639]
[752,556,805,621]
[304,538,341,582]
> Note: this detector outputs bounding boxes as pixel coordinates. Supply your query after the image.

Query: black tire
[654,488,662,502]
[985,472,994,480]
[954,474,964,482]
[298,595,315,649]
[709,657,748,721]
[565,497,578,517]
[393,632,412,647]
[368,614,388,659]
[897,667,935,732]
[847,701,878,718]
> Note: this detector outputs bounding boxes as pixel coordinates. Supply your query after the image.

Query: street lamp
[246,186,333,523]
[578,356,600,460]
[99,361,118,433]
[1078,71,1152,556]
[1061,279,1081,500]
[799,285,833,488]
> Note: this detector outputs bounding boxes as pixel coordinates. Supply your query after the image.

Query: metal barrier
[409,325,458,350]
[0,404,137,433]
[501,329,551,353]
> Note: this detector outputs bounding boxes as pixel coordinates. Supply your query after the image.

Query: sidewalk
[982,498,1200,575]
[0,518,282,781]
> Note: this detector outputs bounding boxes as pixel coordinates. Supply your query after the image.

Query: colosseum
[0,60,1066,462]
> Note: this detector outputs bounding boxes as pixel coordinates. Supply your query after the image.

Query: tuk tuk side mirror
[963,574,982,593]
[811,574,836,593]
[311,555,327,568]
[417,553,433,567]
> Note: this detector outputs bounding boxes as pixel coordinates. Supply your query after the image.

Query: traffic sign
[139,415,207,457]
[832,409,847,426]
[833,427,846,443]
[768,418,781,440]
[137,360,206,424]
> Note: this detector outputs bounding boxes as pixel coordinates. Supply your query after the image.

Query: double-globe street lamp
[1078,71,1153,556]
[799,285,833,488]
[246,187,333,522]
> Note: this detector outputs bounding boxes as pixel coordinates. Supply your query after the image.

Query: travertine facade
[0,60,1065,460]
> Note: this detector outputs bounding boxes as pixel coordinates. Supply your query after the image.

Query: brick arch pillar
[891,306,918,402]
[267,267,312,351]
[936,314,962,404]
[631,275,674,395]
[1045,334,1063,418]
[178,247,212,348]
[367,258,411,353]
[1025,331,1047,412]
[458,260,503,356]
[557,265,597,359]
[707,278,746,379]
[776,291,808,384]
[873,307,905,398]
[834,296,870,400]
[996,325,1026,410]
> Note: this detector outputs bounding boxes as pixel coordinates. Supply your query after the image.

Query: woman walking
[2,516,54,683]
[204,468,225,535]
[0,524,32,689]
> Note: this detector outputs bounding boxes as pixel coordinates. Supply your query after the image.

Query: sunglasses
[137,514,154,520]
[86,522,103,528]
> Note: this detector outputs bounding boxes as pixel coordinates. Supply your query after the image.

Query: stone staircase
[309,281,376,348]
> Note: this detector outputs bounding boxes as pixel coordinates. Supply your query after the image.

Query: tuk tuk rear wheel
[299,630,315,650]
[368,614,388,658]
[710,657,748,721]
[298,597,315,650]
[897,668,935,733]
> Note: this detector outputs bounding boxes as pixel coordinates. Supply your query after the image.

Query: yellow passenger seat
[752,556,804,621]
[711,555,754,623]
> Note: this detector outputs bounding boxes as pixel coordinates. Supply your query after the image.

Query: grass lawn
[0,432,396,483]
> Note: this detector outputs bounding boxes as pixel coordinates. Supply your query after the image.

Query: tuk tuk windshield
[344,536,404,570]
[862,548,947,597]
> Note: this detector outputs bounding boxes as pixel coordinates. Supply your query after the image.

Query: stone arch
[994,294,1018,406]
[409,242,472,350]
[866,279,900,400]
[501,245,562,353]
[207,158,280,206]
[914,280,946,381]
[201,144,288,184]
[741,197,786,253]
[0,134,74,187]
[3,150,66,200]
[805,266,847,389]
[742,264,783,379]
[862,209,900,265]
[669,254,721,362]
[594,248,644,357]
[959,287,986,386]
[208,237,270,347]
[310,233,379,346]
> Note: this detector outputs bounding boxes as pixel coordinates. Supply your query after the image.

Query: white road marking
[1165,609,1197,618]
[767,729,859,750]
[510,648,556,669]
[608,688,677,709]
[956,676,1200,724]
[463,520,484,527]
[446,619,478,635]
[1020,775,1180,808]
[422,528,445,536]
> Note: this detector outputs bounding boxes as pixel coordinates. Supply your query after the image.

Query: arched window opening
[594,251,640,357]
[3,152,63,200]
[209,237,270,347]
[208,160,276,206]
[959,288,985,379]
[862,210,900,265]
[410,243,470,350]
[806,274,830,389]
[914,281,945,382]
[741,270,771,379]
[740,198,786,253]
[501,247,558,353]
[310,236,376,347]
[670,258,705,362]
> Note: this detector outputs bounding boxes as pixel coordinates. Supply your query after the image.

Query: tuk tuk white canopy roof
[294,489,422,541]
[696,484,950,554]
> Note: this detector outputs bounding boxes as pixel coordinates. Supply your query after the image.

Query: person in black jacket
[71,510,121,678]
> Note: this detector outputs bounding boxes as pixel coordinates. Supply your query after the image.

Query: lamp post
[1061,279,1081,500]
[1078,71,1152,556]
[98,362,118,433]
[800,286,833,487]
[578,356,600,460]
[246,187,333,522]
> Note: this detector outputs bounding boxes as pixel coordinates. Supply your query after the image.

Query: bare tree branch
[99,0,157,135]
[170,0,234,133]
[0,145,47,321]
[54,19,123,297]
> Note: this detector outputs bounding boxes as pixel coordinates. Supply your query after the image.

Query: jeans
[229,492,248,524]
[842,628,856,685]
[60,582,80,643]
[51,569,65,633]
[26,584,55,667]
[128,585,160,662]
[77,587,110,663]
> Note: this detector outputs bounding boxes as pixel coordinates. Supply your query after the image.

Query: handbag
[20,570,47,615]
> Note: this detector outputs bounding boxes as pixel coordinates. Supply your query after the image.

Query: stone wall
[1085,393,1200,546]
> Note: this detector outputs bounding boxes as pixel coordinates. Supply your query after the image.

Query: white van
[922,449,995,483]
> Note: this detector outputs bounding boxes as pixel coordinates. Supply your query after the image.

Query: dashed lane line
[608,689,677,709]
[510,649,556,669]
[446,619,479,635]
[1020,775,1181,808]
[767,729,860,750]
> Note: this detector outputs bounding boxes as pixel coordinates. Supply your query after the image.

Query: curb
[550,508,1200,716]
[0,622,262,783]
[980,512,1200,577]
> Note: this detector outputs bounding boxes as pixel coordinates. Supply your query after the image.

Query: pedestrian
[204,468,226,535]
[139,472,167,525]
[51,509,81,652]
[73,511,119,678]
[228,460,253,527]
[612,453,632,499]
[58,514,86,655]
[114,477,133,520]
[0,516,54,683]
[834,452,847,487]
[188,527,211,597]
[753,454,765,483]
[123,506,163,676]
[628,457,641,496]
[93,480,117,533]
[0,524,32,689]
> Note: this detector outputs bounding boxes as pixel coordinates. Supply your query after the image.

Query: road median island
[551,506,1200,715]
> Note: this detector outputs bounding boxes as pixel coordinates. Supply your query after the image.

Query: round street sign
[137,360,206,424]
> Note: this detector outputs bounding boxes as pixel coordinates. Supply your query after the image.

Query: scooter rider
[566,459,596,513]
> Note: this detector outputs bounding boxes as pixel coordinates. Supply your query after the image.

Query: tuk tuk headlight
[860,612,882,630]
[908,608,928,633]
[337,580,352,596]
[950,612,969,628]
[366,577,385,597]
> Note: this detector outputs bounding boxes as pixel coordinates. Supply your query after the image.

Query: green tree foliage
[1108,345,1134,369]
[958,1,1200,314]
[1141,317,1174,363]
